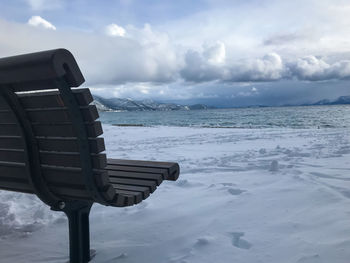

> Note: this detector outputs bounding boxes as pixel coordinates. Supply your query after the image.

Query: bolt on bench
[0,49,180,262]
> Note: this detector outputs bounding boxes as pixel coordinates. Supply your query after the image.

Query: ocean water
[98,105,350,129]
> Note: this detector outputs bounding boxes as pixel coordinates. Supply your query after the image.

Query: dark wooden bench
[0,49,180,262]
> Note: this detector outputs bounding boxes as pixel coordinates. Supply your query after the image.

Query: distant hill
[92,95,215,111]
[92,95,350,111]
[284,95,350,107]
[313,96,350,106]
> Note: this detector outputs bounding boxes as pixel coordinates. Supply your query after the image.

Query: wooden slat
[113,184,150,199]
[106,164,166,179]
[120,194,135,206]
[41,165,115,201]
[41,165,109,187]
[0,136,104,153]
[107,169,162,185]
[37,137,105,153]
[110,194,127,207]
[0,149,106,168]
[0,136,24,149]
[48,185,91,200]
[108,176,157,192]
[26,105,98,123]
[0,110,16,123]
[0,186,33,194]
[0,124,20,136]
[73,88,94,106]
[12,79,54,92]
[0,174,33,192]
[19,90,64,109]
[0,122,102,138]
[124,195,135,206]
[49,184,115,203]
[108,159,177,169]
[18,88,93,109]
[0,178,33,193]
[115,189,142,204]
[39,152,106,168]
[107,159,180,181]
[0,149,25,163]
[0,161,27,179]
[101,185,117,202]
[32,121,103,137]
[0,95,9,110]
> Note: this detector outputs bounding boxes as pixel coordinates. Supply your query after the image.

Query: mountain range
[92,95,215,111]
[311,96,350,106]
[92,95,350,111]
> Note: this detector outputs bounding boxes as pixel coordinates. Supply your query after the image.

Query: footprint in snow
[194,237,212,248]
[227,188,245,196]
[107,253,128,262]
[269,160,279,172]
[230,232,252,250]
[221,183,235,187]
[297,254,320,262]
[208,183,235,188]
[175,179,203,188]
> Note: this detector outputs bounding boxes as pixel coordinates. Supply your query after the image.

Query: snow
[0,126,350,262]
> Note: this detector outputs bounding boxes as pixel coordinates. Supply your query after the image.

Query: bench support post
[63,202,93,263]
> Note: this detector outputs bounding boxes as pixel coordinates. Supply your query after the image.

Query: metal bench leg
[63,202,93,263]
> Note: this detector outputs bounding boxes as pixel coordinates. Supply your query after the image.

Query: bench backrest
[0,49,115,209]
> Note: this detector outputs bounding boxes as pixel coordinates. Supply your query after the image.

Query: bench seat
[107,159,179,206]
[0,48,180,263]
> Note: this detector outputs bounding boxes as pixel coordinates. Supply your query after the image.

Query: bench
[0,49,180,262]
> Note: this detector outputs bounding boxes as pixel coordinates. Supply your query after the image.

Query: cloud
[4,15,350,87]
[0,19,180,85]
[1,5,350,107]
[27,16,56,30]
[105,24,126,37]
[288,56,350,81]
[180,50,222,82]
[203,41,226,64]
[181,49,350,83]
[227,53,284,82]
[93,24,180,84]
[181,47,284,82]
[90,83,172,100]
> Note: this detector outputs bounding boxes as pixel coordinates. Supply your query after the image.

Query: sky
[0,0,350,107]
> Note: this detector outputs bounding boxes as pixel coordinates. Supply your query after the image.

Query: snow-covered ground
[0,126,350,263]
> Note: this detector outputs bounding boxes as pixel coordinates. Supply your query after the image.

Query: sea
[99,105,350,129]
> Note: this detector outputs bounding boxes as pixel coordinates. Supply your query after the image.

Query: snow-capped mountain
[313,95,350,106]
[92,95,213,111]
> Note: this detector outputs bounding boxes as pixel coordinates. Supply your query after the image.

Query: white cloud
[2,4,350,104]
[105,24,126,37]
[181,49,284,83]
[27,16,56,30]
[180,42,228,82]
[203,41,226,65]
[2,20,179,85]
[288,56,350,81]
[227,53,284,82]
[5,15,350,87]
[181,48,350,83]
